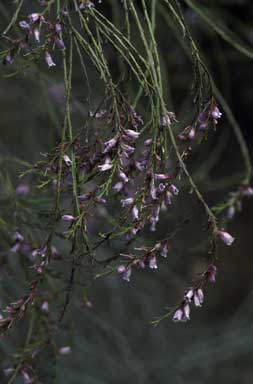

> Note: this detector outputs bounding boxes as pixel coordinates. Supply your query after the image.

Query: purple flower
[62,215,75,222]
[117,265,132,282]
[121,143,135,157]
[54,23,62,34]
[137,260,145,269]
[169,184,179,195]
[41,301,49,313]
[118,171,129,183]
[63,154,72,166]
[160,241,169,257]
[126,226,139,240]
[3,51,14,65]
[59,346,71,355]
[120,197,134,207]
[227,205,235,220]
[149,255,158,269]
[157,183,166,194]
[198,112,209,131]
[21,370,32,384]
[55,37,65,50]
[242,186,253,197]
[45,51,56,67]
[131,205,139,221]
[90,109,107,119]
[98,158,113,172]
[135,160,147,172]
[193,289,204,307]
[3,368,14,377]
[117,265,126,274]
[185,288,204,307]
[188,126,196,140]
[16,183,30,196]
[178,126,196,141]
[78,193,91,201]
[217,230,235,246]
[207,264,217,284]
[211,106,222,121]
[154,173,170,181]
[62,8,69,17]
[33,27,40,43]
[103,136,118,153]
[149,218,157,232]
[19,20,30,30]
[123,129,140,141]
[150,180,157,200]
[173,303,190,322]
[161,111,177,127]
[144,138,153,146]
[14,230,24,243]
[149,206,160,231]
[113,181,124,192]
[164,191,172,206]
[28,13,41,24]
[95,197,106,204]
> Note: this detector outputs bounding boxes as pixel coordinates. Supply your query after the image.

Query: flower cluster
[3,12,65,68]
[117,240,169,282]
[173,264,217,322]
[198,100,222,131]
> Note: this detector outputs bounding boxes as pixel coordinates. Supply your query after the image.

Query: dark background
[0,1,253,383]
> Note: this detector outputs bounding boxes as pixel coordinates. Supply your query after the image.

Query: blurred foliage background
[0,0,253,383]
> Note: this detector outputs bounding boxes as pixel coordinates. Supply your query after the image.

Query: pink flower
[154,173,170,181]
[117,265,132,282]
[185,288,204,307]
[16,183,30,196]
[193,289,204,307]
[173,303,190,322]
[178,126,196,141]
[28,13,41,24]
[169,184,179,195]
[207,264,217,284]
[211,106,222,121]
[217,230,235,246]
[62,215,75,222]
